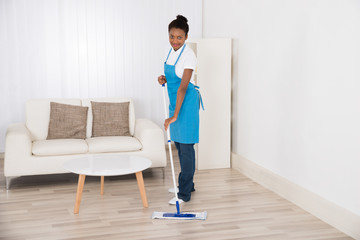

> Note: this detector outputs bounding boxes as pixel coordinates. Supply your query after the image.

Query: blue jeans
[174,142,196,202]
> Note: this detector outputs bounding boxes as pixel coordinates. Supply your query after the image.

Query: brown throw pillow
[91,101,130,137]
[47,102,88,139]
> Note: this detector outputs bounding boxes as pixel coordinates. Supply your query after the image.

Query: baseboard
[232,153,360,240]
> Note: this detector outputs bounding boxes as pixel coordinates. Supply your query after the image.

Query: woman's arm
[164,69,193,130]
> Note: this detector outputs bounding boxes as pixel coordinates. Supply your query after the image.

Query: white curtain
[0,0,202,151]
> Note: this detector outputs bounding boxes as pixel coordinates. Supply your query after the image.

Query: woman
[158,15,202,205]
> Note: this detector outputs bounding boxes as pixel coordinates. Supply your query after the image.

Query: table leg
[74,174,86,214]
[100,176,104,195]
[135,171,148,208]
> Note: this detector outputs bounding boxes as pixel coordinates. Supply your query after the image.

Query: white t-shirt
[165,44,197,84]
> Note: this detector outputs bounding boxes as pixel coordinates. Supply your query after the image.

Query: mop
[151,84,207,220]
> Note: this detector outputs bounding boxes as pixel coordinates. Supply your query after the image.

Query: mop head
[152,211,207,220]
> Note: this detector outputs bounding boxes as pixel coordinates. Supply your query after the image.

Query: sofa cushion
[91,101,130,137]
[47,102,88,139]
[32,139,88,156]
[86,136,142,153]
[81,98,136,138]
[26,99,82,140]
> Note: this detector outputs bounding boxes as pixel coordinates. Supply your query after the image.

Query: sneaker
[168,197,184,205]
[168,187,179,193]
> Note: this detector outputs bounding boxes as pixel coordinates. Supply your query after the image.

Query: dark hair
[168,15,189,35]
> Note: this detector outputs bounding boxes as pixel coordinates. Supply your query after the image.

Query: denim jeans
[174,142,196,202]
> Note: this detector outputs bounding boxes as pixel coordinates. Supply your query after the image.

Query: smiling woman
[157,15,202,206]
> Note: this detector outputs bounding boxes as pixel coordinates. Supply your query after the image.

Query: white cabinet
[188,38,232,170]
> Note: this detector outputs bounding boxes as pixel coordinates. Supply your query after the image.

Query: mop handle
[162,84,180,214]
[161,84,171,141]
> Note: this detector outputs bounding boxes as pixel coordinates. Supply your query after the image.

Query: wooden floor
[0,150,353,240]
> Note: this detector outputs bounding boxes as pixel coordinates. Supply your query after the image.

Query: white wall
[0,0,202,152]
[203,0,360,216]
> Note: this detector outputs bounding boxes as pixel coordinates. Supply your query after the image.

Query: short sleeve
[183,49,197,70]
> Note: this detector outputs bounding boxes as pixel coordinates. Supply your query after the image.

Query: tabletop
[63,155,152,176]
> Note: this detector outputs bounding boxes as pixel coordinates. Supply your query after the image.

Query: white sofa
[4,98,166,189]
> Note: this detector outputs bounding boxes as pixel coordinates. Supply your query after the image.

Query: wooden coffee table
[63,155,152,214]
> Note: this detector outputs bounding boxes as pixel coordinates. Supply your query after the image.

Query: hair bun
[176,15,188,23]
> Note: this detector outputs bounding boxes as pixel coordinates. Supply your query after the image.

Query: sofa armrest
[4,123,33,177]
[134,118,166,167]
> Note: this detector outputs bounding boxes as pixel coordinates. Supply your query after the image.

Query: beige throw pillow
[91,101,130,137]
[47,102,88,139]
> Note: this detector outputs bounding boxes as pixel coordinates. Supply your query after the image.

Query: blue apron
[164,44,204,144]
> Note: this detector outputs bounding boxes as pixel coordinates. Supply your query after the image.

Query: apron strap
[194,85,205,110]
[174,44,186,66]
[165,48,172,64]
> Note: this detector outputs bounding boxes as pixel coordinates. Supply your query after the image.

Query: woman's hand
[158,75,167,85]
[164,116,177,131]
